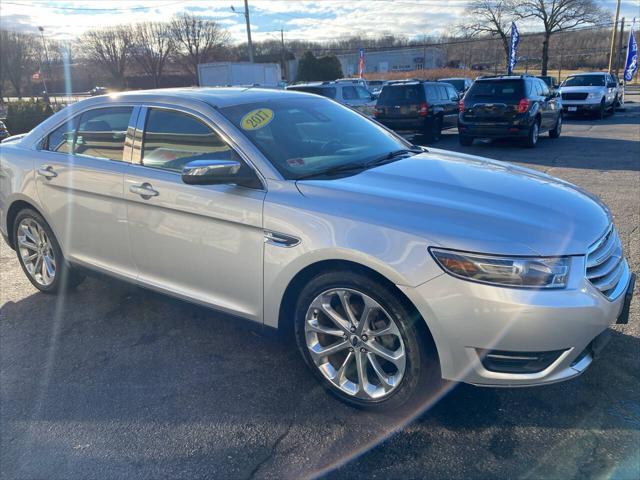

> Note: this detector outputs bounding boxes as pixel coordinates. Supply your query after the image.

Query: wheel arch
[5,198,43,249]
[276,259,439,358]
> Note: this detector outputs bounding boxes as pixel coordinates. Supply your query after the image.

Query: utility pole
[615,18,626,77]
[37,26,50,100]
[280,29,286,81]
[244,0,254,63]
[608,0,621,72]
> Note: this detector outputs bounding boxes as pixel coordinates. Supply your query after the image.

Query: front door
[124,107,266,321]
[34,106,136,277]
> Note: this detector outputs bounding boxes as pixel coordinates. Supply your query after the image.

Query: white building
[337,47,445,76]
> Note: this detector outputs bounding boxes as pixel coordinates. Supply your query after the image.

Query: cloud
[0,0,631,44]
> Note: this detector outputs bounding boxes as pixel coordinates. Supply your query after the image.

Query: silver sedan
[0,88,634,411]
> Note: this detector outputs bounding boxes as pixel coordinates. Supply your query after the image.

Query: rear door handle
[129,182,159,199]
[37,164,57,179]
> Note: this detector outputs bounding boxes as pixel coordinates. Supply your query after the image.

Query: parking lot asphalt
[1,98,639,480]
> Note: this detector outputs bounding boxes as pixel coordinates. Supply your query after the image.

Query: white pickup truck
[559,72,621,119]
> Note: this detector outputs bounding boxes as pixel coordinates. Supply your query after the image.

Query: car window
[141,108,240,173]
[378,85,426,105]
[538,80,550,97]
[445,85,458,101]
[290,87,336,99]
[219,96,409,180]
[74,107,133,161]
[562,75,605,87]
[354,86,372,100]
[46,116,79,154]
[467,80,524,100]
[425,85,439,102]
[436,85,448,101]
[342,86,358,100]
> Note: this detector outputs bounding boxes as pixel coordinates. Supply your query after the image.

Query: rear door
[35,106,136,277]
[441,84,460,128]
[124,106,266,321]
[535,79,557,129]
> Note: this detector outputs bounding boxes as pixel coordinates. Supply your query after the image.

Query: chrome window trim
[35,103,139,164]
[130,103,267,191]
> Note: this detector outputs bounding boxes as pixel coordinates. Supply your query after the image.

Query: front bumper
[562,101,601,113]
[399,256,633,387]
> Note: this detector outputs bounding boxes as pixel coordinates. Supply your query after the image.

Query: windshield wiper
[295,162,369,180]
[295,147,424,181]
[363,147,424,169]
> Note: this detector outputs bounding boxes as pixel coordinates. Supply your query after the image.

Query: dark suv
[373,80,459,142]
[458,75,562,148]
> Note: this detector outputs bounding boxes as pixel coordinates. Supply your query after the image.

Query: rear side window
[379,85,425,105]
[445,85,458,101]
[467,80,524,100]
[74,107,133,161]
[291,87,336,99]
[141,108,240,172]
[46,116,78,154]
[425,85,439,102]
[436,85,448,100]
[343,86,370,100]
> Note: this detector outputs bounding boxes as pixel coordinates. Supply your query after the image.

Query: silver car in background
[560,72,619,118]
[0,88,634,411]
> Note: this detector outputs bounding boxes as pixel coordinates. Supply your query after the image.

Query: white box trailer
[197,62,282,87]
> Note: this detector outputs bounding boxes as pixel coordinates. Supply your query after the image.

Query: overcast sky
[0,0,638,43]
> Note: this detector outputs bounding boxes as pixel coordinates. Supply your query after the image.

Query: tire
[294,270,441,412]
[13,208,84,293]
[549,113,562,138]
[458,134,473,146]
[424,116,442,143]
[597,99,606,120]
[523,120,540,148]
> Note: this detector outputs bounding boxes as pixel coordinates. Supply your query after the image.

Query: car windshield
[441,79,464,91]
[562,75,605,87]
[218,96,411,180]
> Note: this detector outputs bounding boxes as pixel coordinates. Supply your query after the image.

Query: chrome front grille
[586,225,628,299]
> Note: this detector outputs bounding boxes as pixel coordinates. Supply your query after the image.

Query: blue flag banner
[624,19,637,82]
[508,22,520,75]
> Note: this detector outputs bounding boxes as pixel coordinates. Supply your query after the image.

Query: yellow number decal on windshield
[241,108,274,130]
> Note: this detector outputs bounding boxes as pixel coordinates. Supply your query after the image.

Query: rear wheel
[294,270,441,411]
[549,114,562,138]
[424,117,442,143]
[458,134,473,146]
[13,209,84,293]
[523,120,540,148]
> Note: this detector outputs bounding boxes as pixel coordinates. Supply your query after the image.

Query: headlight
[587,92,597,99]
[430,248,570,288]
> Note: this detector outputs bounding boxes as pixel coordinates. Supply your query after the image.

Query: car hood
[296,149,610,256]
[560,85,606,93]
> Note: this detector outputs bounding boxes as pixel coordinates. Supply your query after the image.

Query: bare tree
[460,0,516,65]
[515,0,603,75]
[0,30,38,98]
[83,26,132,89]
[131,22,174,88]
[170,13,230,83]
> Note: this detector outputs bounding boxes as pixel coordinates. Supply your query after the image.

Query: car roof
[438,77,467,81]
[566,72,607,76]
[80,87,314,108]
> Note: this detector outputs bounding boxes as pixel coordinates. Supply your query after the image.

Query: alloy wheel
[17,218,56,287]
[304,288,406,400]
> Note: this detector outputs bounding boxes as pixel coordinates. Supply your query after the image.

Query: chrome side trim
[264,230,301,248]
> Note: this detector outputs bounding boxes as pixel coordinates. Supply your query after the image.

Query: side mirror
[182,159,257,187]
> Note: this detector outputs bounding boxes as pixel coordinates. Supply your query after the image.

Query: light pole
[37,26,50,100]
[231,2,254,62]
[608,0,621,73]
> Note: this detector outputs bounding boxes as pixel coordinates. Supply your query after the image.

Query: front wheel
[13,208,84,293]
[294,270,440,411]
[549,114,562,138]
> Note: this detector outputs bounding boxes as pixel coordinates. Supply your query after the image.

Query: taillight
[458,99,465,113]
[418,102,429,117]
[517,98,531,113]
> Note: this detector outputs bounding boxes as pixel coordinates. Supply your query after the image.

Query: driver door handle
[37,164,57,179]
[129,182,159,198]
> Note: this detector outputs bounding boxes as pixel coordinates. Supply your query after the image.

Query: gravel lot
[1,98,639,480]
